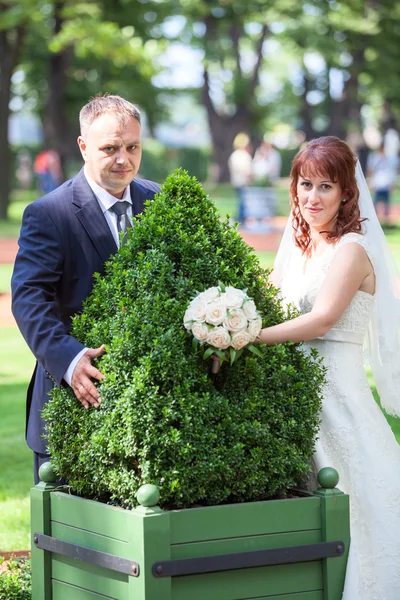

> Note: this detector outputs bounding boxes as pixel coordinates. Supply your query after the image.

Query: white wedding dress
[279,232,400,599]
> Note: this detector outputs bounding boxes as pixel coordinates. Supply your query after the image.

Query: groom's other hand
[71,345,106,409]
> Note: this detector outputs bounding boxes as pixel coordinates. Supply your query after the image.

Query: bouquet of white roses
[183,284,263,365]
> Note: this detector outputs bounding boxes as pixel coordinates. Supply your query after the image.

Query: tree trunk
[201,72,250,183]
[0,22,24,220]
[42,2,72,179]
[326,48,364,139]
[328,97,349,139]
[300,72,316,141]
[200,16,268,183]
[0,58,12,220]
[382,100,398,132]
[209,117,249,183]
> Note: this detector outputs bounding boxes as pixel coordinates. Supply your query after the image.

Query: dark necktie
[110,201,132,246]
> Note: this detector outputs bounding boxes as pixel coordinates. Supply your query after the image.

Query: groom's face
[297,172,342,232]
[78,113,142,199]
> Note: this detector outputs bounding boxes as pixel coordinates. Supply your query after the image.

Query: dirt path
[0,239,18,264]
[0,293,14,327]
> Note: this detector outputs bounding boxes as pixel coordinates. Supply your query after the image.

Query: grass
[0,264,13,294]
[0,327,35,551]
[0,190,37,238]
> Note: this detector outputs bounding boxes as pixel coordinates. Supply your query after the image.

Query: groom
[11,94,160,483]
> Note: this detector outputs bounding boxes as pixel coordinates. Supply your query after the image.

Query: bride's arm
[259,242,373,345]
[269,269,280,288]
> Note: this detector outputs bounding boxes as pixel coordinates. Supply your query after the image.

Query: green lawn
[0,327,35,551]
[0,264,13,294]
[0,189,37,238]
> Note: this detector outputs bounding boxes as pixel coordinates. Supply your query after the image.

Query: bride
[258,136,400,598]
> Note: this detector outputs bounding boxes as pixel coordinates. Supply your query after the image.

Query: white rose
[199,286,220,302]
[205,301,227,326]
[188,297,207,322]
[231,330,252,350]
[242,299,258,320]
[183,308,195,330]
[247,318,262,342]
[191,322,210,342]
[221,286,246,309]
[207,326,231,350]
[224,308,248,332]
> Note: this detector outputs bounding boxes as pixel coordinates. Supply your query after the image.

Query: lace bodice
[280,233,375,342]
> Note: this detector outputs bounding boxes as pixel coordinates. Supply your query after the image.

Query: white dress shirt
[63,168,132,385]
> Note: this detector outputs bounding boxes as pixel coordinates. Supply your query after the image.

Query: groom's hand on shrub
[71,345,106,409]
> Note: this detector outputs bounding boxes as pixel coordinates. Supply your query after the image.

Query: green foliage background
[0,556,31,600]
[44,170,325,509]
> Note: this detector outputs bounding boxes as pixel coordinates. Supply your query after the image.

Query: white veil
[274,160,400,416]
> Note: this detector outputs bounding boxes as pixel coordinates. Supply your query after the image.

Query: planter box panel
[170,497,321,544]
[50,492,136,542]
[52,578,120,600]
[52,554,129,600]
[171,530,321,560]
[171,562,322,600]
[51,522,133,560]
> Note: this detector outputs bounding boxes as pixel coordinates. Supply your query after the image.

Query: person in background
[366,143,398,224]
[228,133,253,224]
[12,94,160,484]
[15,150,34,190]
[252,138,282,186]
[34,149,63,194]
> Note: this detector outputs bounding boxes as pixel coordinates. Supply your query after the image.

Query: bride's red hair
[290,136,365,253]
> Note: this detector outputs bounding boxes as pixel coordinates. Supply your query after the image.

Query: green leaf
[217,281,226,292]
[214,349,228,362]
[247,344,263,358]
[235,348,244,361]
[203,347,215,360]
[230,347,237,365]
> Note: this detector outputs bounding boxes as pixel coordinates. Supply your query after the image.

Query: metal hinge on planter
[33,533,140,577]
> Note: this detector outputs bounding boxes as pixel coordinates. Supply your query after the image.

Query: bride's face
[297,172,342,232]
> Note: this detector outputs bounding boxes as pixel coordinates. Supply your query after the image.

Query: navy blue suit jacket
[11,169,160,453]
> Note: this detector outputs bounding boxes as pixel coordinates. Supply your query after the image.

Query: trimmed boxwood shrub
[44,170,325,509]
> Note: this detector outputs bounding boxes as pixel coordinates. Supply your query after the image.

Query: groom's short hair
[79,93,141,137]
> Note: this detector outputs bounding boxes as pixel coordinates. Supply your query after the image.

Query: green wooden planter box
[31,464,349,600]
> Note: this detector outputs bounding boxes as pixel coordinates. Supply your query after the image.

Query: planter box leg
[126,485,172,600]
[314,468,350,600]
[30,464,58,600]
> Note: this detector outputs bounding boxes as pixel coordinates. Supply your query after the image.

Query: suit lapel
[72,170,117,263]
[130,179,154,217]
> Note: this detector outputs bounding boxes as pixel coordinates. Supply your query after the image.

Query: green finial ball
[318,467,339,489]
[136,484,160,507]
[38,461,57,483]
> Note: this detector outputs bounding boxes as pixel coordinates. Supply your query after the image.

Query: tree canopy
[2,0,400,214]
